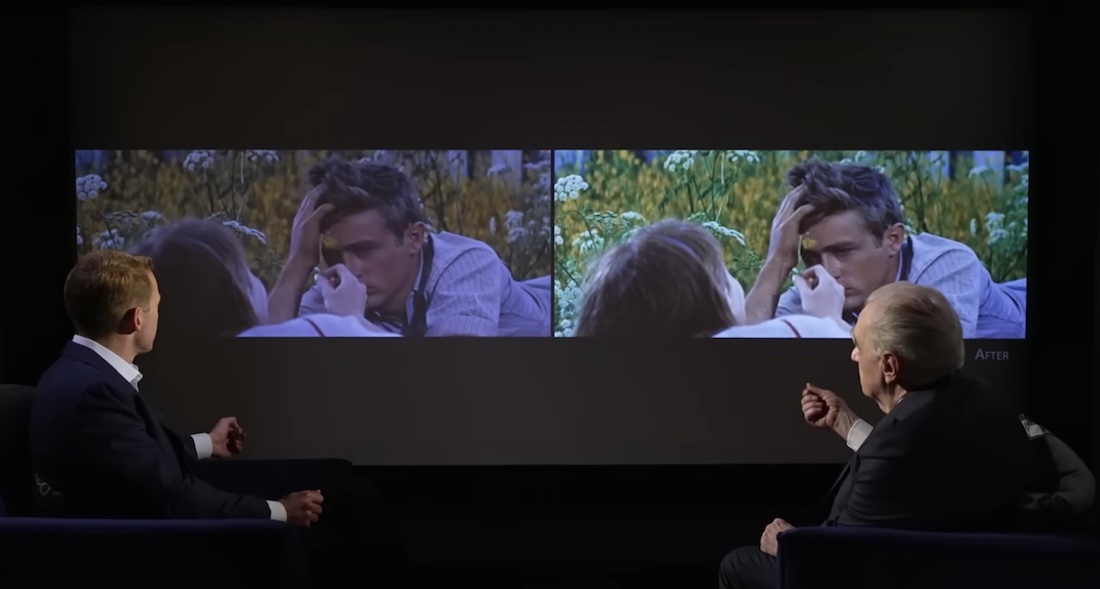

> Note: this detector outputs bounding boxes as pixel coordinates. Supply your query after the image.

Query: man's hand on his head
[209,417,246,458]
[766,186,814,269]
[289,185,335,265]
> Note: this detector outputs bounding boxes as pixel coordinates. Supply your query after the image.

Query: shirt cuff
[846,419,873,451]
[190,433,213,460]
[267,500,287,521]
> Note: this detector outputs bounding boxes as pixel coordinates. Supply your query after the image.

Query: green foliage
[75,150,551,287]
[552,150,1029,336]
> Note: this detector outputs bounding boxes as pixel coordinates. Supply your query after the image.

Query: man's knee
[719,546,769,589]
[719,547,750,586]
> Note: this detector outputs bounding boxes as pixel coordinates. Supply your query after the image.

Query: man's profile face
[326,209,423,313]
[800,210,904,313]
[850,309,883,401]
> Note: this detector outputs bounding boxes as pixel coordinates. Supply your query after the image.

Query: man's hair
[865,282,965,389]
[64,249,155,339]
[575,219,736,337]
[308,157,427,242]
[789,159,904,241]
[130,219,260,339]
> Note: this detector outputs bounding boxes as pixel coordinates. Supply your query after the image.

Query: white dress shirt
[71,335,286,521]
[845,418,875,451]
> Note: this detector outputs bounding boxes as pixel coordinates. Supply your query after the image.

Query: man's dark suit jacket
[820,373,1037,531]
[28,341,270,519]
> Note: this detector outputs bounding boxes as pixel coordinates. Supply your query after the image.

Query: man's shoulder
[910,232,981,268]
[889,377,1016,442]
[433,231,498,257]
[432,232,505,274]
[868,377,975,438]
[35,356,126,412]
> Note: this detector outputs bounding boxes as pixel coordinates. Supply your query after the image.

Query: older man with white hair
[719,282,1038,589]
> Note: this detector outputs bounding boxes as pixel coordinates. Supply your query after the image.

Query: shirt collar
[403,235,430,322]
[369,235,430,330]
[71,334,143,390]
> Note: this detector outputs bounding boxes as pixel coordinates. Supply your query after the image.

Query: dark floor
[418,563,715,589]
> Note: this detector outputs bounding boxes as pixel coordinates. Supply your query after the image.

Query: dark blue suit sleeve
[68,384,270,520]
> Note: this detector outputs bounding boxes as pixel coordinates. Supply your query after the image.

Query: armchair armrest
[0,516,309,588]
[197,458,354,499]
[776,526,1100,589]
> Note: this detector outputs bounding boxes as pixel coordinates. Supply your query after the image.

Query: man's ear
[880,352,900,385]
[405,223,426,254]
[884,223,906,256]
[119,307,141,335]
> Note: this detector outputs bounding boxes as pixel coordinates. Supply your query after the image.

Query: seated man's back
[824,374,1036,530]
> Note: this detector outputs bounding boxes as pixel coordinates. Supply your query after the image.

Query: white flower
[554,277,585,336]
[142,210,165,222]
[93,229,126,250]
[76,174,108,201]
[572,229,605,256]
[554,174,590,202]
[839,151,870,165]
[620,211,646,224]
[724,150,761,164]
[702,220,747,246]
[553,225,564,246]
[245,150,280,164]
[76,226,83,246]
[662,150,698,173]
[183,150,216,172]
[968,165,991,178]
[222,220,268,245]
[969,218,978,236]
[503,210,526,244]
[984,212,1008,245]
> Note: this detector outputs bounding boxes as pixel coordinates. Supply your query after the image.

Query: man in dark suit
[719,282,1037,589]
[30,249,409,587]
[801,393,1096,534]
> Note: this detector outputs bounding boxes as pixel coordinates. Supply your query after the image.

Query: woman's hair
[130,219,261,339]
[575,219,737,337]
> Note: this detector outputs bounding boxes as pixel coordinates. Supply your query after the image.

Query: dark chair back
[0,384,35,517]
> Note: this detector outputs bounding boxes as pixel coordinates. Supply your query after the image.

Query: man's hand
[280,490,324,528]
[289,185,335,265]
[801,384,856,440]
[209,417,246,458]
[742,186,816,325]
[267,186,337,324]
[766,186,814,269]
[318,263,367,317]
[760,518,794,556]
[794,265,846,321]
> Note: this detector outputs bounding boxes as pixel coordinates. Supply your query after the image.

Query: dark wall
[3,7,1096,586]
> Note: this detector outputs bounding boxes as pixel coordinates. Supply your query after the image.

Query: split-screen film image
[75,149,1027,340]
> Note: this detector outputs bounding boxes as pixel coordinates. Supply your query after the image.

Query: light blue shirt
[776,232,1027,339]
[299,232,552,337]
